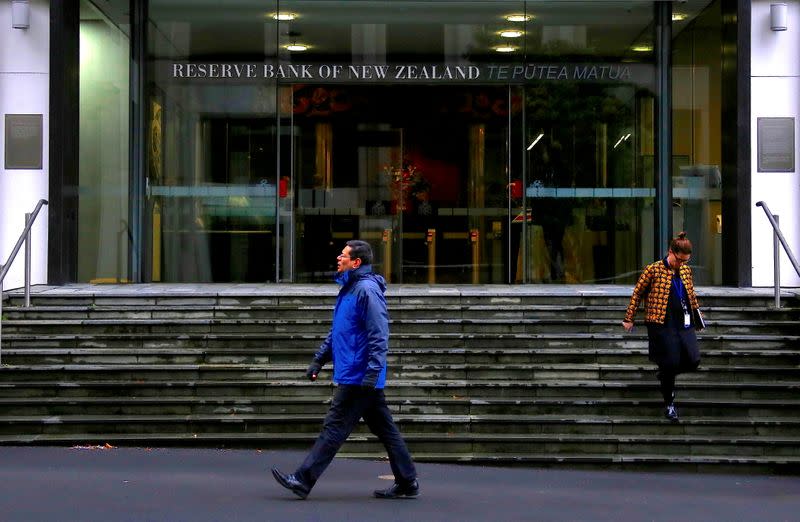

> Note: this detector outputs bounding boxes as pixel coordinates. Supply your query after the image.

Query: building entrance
[289,85,511,284]
[146,81,656,284]
[286,81,655,284]
[69,0,733,286]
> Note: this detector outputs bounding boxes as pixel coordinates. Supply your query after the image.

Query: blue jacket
[313,265,389,388]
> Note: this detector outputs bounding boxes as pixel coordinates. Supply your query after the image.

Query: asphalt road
[0,447,797,522]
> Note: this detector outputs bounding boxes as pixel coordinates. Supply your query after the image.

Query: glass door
[290,84,512,283]
[519,83,655,284]
[148,117,279,282]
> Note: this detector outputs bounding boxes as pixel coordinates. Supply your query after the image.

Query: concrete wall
[751,0,800,286]
[0,0,50,290]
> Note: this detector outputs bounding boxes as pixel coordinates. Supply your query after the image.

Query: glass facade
[77,0,724,284]
[672,1,723,285]
[78,0,131,282]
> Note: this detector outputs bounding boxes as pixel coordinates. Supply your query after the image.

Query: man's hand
[306,360,322,381]
[622,320,634,332]
[360,373,378,391]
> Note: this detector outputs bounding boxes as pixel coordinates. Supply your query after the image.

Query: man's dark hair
[346,240,373,265]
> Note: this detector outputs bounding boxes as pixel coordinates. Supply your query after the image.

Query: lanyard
[672,274,687,308]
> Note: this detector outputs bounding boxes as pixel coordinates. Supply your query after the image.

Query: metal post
[383,229,393,282]
[471,229,480,284]
[426,229,436,285]
[655,2,673,256]
[24,213,31,307]
[129,0,148,282]
[0,268,4,365]
[774,215,780,309]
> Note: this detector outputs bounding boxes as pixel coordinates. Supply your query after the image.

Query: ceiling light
[672,13,687,21]
[631,45,653,53]
[271,12,297,21]
[285,43,308,52]
[505,14,532,22]
[494,45,517,53]
[499,30,524,38]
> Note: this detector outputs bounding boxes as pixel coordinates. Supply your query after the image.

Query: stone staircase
[1,285,799,473]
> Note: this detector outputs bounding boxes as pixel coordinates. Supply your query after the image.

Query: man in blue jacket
[272,240,418,500]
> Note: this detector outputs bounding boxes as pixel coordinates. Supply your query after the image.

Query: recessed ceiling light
[505,14,532,22]
[499,30,524,38]
[672,13,687,21]
[494,45,517,53]
[285,43,308,52]
[272,12,297,21]
[631,45,653,52]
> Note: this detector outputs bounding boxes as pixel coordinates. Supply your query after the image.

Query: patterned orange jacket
[624,259,700,325]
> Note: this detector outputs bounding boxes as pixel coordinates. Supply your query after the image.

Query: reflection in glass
[147,0,280,282]
[78,1,130,282]
[520,82,654,284]
[133,1,722,284]
[672,0,722,285]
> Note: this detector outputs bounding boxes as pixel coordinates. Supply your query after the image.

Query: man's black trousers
[295,385,417,489]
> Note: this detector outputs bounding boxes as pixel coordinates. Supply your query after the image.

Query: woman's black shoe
[374,479,419,499]
[664,403,679,422]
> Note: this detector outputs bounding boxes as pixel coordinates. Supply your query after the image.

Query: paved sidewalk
[0,447,798,522]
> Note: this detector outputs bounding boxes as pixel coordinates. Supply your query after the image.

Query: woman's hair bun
[677,231,687,240]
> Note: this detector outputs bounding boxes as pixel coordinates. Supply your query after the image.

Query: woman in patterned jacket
[622,232,704,421]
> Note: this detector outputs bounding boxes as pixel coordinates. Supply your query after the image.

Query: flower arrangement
[383,162,430,211]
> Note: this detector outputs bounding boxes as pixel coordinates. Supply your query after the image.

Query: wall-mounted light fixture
[12,0,31,30]
[771,3,788,31]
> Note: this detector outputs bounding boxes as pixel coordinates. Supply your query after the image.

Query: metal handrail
[755,201,800,309]
[0,199,49,364]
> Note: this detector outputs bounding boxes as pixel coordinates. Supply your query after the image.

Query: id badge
[683,312,691,328]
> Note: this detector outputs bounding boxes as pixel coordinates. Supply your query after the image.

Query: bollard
[426,229,436,284]
[382,229,392,282]
[470,229,480,284]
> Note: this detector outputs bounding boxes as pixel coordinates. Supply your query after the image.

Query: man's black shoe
[271,467,310,499]
[374,479,419,499]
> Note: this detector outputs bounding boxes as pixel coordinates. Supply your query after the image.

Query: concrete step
[1,379,797,400]
[10,289,799,309]
[3,347,798,367]
[2,285,799,471]
[6,304,799,322]
[0,412,798,439]
[1,363,798,384]
[0,431,796,472]
[0,396,797,418]
[3,332,798,351]
[3,317,797,336]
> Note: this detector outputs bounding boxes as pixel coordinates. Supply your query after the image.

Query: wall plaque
[757,117,795,172]
[5,114,43,170]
